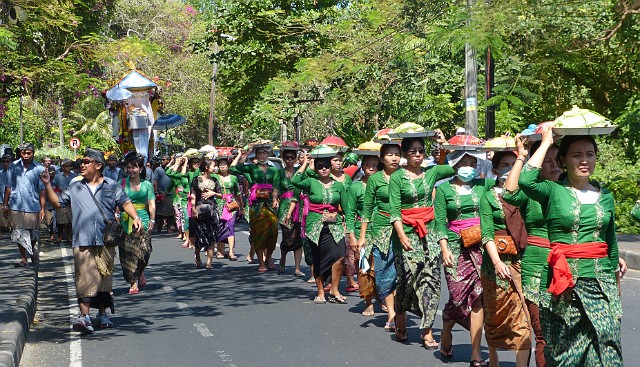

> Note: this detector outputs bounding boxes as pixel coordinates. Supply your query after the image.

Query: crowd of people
[1,122,629,367]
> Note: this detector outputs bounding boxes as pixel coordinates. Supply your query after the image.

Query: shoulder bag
[85,182,125,248]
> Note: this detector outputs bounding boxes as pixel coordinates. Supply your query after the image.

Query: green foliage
[593,138,640,234]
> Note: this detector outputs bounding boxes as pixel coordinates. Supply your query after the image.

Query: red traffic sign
[69,138,81,149]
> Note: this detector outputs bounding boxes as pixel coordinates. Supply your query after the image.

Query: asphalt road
[21,223,640,366]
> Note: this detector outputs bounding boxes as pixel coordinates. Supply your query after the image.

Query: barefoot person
[359,143,402,327]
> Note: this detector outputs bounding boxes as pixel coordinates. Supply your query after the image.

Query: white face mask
[457,166,476,182]
[498,167,511,182]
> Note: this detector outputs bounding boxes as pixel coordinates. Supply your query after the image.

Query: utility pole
[485,47,496,138]
[58,98,64,148]
[465,0,478,136]
[208,42,218,146]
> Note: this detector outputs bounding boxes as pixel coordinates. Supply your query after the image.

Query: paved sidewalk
[0,233,38,367]
[618,234,640,271]
[1,232,639,367]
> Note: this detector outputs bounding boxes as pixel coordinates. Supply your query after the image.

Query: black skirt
[192,202,219,248]
[280,222,303,252]
[310,225,345,280]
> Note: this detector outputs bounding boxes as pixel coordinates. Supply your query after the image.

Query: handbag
[322,210,338,223]
[460,224,482,248]
[256,188,272,200]
[222,184,239,212]
[358,270,376,298]
[85,183,125,248]
[495,235,518,256]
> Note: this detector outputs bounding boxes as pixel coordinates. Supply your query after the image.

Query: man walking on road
[103,154,123,182]
[40,148,142,333]
[2,143,45,267]
[153,154,174,233]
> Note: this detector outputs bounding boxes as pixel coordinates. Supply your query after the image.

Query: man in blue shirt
[41,148,142,333]
[103,154,123,182]
[2,143,45,266]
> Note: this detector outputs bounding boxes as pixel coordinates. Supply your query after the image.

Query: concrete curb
[620,248,640,272]
[0,267,37,367]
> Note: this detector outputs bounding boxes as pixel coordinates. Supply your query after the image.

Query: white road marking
[154,275,193,315]
[193,323,214,337]
[61,246,82,367]
[177,302,193,315]
[216,350,237,366]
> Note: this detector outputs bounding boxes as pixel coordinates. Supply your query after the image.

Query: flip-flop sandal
[294,271,305,277]
[313,296,326,304]
[307,277,316,283]
[327,294,348,304]
[14,261,27,267]
[384,322,396,331]
[361,309,375,317]
[129,288,139,295]
[258,267,268,273]
[216,254,225,259]
[228,255,238,261]
[345,285,359,292]
[423,338,439,350]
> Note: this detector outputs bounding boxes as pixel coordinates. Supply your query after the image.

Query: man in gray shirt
[41,148,142,334]
[152,154,174,233]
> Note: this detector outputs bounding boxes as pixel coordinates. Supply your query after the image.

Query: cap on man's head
[84,148,106,166]
[19,142,35,152]
[61,159,72,166]
[161,154,170,160]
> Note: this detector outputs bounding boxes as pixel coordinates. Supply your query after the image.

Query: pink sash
[280,191,301,223]
[300,194,310,238]
[221,193,235,221]
[248,183,273,207]
[447,217,481,235]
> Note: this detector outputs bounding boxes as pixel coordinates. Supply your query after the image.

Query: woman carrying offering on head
[230,144,279,272]
[213,156,243,261]
[519,125,623,367]
[388,130,454,348]
[479,150,531,367]
[292,146,349,304]
[274,145,304,276]
[435,151,494,364]
[501,135,561,367]
[358,143,401,327]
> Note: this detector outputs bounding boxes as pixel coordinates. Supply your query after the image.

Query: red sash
[400,207,435,238]
[527,235,551,248]
[547,241,608,296]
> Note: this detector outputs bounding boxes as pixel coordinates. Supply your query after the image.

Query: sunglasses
[316,163,331,170]
[407,148,426,156]
[1,160,9,163]
[81,158,95,165]
[283,155,296,160]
